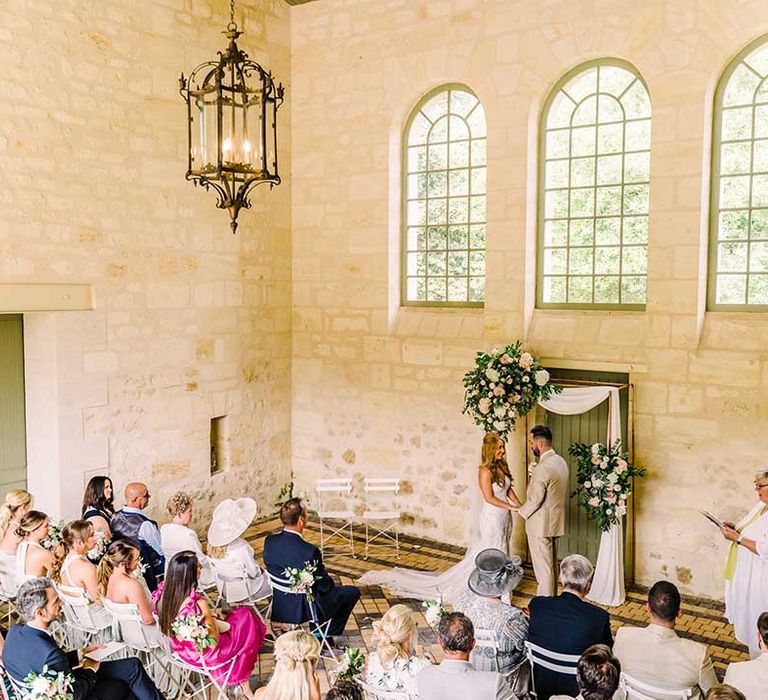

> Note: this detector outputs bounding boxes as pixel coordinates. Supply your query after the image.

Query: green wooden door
[0,315,27,492]
[537,369,629,567]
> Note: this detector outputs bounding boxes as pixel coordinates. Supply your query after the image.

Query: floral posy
[463,341,561,438]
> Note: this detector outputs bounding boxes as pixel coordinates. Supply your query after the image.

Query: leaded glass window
[538,61,651,308]
[710,37,768,308]
[402,85,486,306]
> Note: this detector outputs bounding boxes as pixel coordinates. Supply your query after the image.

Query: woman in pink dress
[154,550,267,698]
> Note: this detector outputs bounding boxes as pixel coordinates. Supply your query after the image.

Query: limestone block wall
[0,0,292,530]
[290,0,768,599]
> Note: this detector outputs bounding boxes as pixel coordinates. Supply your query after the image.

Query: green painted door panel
[0,315,26,492]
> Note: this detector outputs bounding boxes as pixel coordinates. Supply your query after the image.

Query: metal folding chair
[266,570,335,659]
[166,651,236,700]
[315,478,355,558]
[357,679,415,700]
[620,672,694,700]
[55,583,114,648]
[472,628,501,671]
[362,478,401,560]
[525,640,579,698]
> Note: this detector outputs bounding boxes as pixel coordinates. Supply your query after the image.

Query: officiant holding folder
[718,469,768,658]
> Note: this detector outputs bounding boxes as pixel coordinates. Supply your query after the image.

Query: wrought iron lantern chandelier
[179,0,285,233]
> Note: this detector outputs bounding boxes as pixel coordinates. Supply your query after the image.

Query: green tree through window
[711,36,768,309]
[403,86,486,305]
[538,60,651,308]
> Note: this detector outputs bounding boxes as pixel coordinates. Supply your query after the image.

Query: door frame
[524,376,636,585]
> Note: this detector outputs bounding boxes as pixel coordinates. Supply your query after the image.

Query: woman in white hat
[207,497,271,604]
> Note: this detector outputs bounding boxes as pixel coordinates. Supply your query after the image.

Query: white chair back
[315,479,355,558]
[620,672,694,700]
[472,627,500,672]
[211,560,269,605]
[56,584,112,632]
[103,598,157,649]
[526,640,579,698]
[362,478,401,559]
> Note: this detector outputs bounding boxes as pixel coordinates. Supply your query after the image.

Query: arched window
[402,85,486,306]
[710,36,768,309]
[538,60,651,308]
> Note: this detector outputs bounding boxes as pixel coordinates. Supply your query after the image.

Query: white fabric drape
[539,386,625,606]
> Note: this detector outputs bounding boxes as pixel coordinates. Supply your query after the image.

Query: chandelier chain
[229,0,235,25]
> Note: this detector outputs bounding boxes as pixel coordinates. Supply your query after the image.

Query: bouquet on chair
[86,528,110,563]
[24,667,74,700]
[331,647,365,683]
[283,561,318,605]
[422,598,446,628]
[171,612,216,654]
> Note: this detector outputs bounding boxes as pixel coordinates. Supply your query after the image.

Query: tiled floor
[244,517,749,691]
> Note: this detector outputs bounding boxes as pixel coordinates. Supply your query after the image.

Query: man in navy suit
[528,554,613,699]
[263,498,360,649]
[3,578,162,700]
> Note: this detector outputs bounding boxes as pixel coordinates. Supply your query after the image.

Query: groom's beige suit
[517,448,569,596]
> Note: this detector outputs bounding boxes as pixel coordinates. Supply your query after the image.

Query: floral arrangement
[86,528,110,563]
[130,560,148,580]
[331,647,365,682]
[171,612,216,654]
[283,561,318,605]
[462,341,561,438]
[569,440,646,532]
[41,521,65,551]
[422,598,446,628]
[24,667,74,700]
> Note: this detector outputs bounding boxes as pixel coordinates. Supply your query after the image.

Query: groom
[512,425,569,596]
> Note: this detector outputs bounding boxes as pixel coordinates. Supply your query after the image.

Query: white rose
[584,481,592,488]
[591,443,601,454]
[522,375,530,383]
[493,420,507,431]
[606,508,613,515]
[617,505,627,516]
[300,570,315,585]
[485,368,500,383]
[607,473,618,484]
[592,478,603,488]
[31,677,51,695]
[534,369,550,386]
[493,406,507,418]
[613,484,621,492]
[588,497,600,507]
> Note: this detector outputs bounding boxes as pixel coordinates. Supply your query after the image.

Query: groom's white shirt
[417,659,514,700]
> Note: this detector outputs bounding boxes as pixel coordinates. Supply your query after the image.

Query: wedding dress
[358,476,512,603]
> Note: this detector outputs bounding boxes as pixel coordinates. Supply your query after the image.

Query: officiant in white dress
[720,469,768,658]
[359,432,520,603]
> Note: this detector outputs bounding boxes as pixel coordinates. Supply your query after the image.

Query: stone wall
[0,0,292,531]
[290,0,768,599]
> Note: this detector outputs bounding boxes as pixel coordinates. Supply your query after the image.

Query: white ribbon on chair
[539,386,625,607]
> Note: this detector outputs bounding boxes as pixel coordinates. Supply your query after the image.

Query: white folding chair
[362,478,401,560]
[619,672,694,700]
[211,560,272,619]
[315,478,355,558]
[266,570,335,659]
[4,668,30,700]
[166,651,236,700]
[357,679,415,700]
[55,584,113,648]
[472,628,501,671]
[0,662,16,700]
[525,640,579,698]
[103,598,180,697]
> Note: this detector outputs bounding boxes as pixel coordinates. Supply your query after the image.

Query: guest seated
[97,540,160,641]
[160,491,215,588]
[453,548,528,679]
[263,498,360,650]
[364,603,430,695]
[207,497,270,602]
[551,643,621,700]
[614,580,716,700]
[51,520,110,626]
[253,630,321,700]
[723,611,768,699]
[706,687,746,700]
[155,551,267,700]
[15,511,54,582]
[324,679,363,700]
[528,554,612,699]
[3,577,163,700]
[110,482,164,591]
[417,612,514,700]
[82,476,115,540]
[0,489,33,594]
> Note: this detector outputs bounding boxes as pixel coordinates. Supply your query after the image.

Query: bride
[359,432,521,603]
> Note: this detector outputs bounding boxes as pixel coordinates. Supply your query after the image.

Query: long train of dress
[358,478,512,603]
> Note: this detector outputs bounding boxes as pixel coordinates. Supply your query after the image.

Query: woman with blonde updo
[253,630,320,700]
[160,491,215,587]
[15,511,54,582]
[0,489,33,593]
[365,604,431,694]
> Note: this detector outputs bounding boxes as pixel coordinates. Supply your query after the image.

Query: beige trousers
[528,534,559,597]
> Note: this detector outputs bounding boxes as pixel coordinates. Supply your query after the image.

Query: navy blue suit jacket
[3,624,96,700]
[262,529,334,624]
[528,591,613,698]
